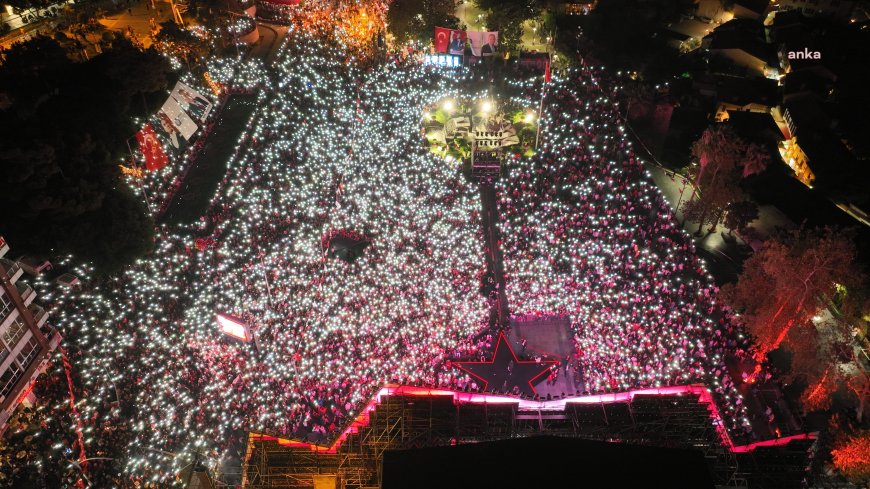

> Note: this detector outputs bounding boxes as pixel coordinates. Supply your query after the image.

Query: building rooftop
[734,0,771,16]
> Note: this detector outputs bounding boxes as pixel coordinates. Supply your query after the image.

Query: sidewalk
[98,0,174,48]
[0,20,56,49]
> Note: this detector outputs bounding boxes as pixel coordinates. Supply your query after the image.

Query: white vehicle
[55,273,82,289]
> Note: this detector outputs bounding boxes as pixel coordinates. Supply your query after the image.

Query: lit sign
[423,54,461,68]
[216,314,251,342]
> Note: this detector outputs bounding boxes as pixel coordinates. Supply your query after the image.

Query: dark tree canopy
[571,0,695,81]
[0,37,169,273]
[386,0,459,45]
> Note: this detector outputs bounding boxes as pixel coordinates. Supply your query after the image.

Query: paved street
[98,0,173,48]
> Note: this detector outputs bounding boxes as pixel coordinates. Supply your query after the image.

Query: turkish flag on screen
[136,123,169,171]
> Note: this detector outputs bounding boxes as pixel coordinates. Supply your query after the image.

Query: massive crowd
[2,13,756,489]
[496,67,752,433]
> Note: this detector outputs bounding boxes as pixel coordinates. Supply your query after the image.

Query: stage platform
[508,316,585,397]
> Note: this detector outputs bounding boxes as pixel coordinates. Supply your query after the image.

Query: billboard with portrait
[170,81,213,123]
[467,31,499,57]
[156,97,198,148]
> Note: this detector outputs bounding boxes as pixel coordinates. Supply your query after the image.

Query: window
[0,361,22,399]
[0,291,12,322]
[15,337,39,370]
[2,318,27,349]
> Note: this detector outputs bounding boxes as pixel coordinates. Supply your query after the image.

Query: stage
[508,316,585,397]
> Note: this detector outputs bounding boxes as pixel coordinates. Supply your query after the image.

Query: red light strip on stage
[730,433,818,452]
[248,383,815,454]
[453,332,559,396]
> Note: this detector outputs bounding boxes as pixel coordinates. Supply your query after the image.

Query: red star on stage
[455,333,558,397]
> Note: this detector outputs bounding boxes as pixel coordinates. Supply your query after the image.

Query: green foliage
[485,9,524,55]
[387,0,459,44]
[0,36,168,274]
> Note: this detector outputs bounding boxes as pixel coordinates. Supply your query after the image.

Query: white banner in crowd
[156,97,198,148]
[170,81,213,123]
[155,82,214,148]
[467,31,499,57]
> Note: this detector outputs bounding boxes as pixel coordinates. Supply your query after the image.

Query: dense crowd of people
[1,11,760,489]
[496,66,753,434]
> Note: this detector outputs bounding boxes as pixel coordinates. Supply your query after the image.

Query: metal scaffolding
[239,392,798,489]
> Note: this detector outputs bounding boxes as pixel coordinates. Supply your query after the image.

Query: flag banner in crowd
[135,123,169,171]
[156,96,198,148]
[434,27,466,55]
[170,81,214,123]
[467,31,499,57]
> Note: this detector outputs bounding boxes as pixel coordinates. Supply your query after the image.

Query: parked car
[17,256,52,275]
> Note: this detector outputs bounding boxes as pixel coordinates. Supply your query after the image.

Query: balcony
[0,258,22,284]
[28,305,47,328]
[48,329,62,351]
[15,283,34,307]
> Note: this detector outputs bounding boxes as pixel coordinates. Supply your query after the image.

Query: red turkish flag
[136,123,169,171]
[544,60,551,83]
[434,27,465,54]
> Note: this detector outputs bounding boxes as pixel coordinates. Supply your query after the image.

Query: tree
[723,200,759,235]
[681,197,723,234]
[477,0,541,55]
[572,0,695,82]
[720,227,861,371]
[0,36,164,274]
[485,8,527,55]
[386,0,459,45]
[154,21,205,67]
[831,431,870,483]
[683,125,768,234]
[741,142,770,178]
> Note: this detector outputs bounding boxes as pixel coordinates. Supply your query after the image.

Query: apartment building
[0,236,61,430]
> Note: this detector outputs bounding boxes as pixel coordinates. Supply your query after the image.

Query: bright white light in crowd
[481,101,492,113]
[442,100,454,112]
[524,112,534,123]
[217,314,250,342]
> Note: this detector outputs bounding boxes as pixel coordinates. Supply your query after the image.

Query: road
[98,0,174,48]
[250,21,288,62]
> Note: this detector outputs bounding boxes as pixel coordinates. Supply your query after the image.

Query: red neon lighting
[454,332,559,396]
[730,433,817,453]
[250,383,813,455]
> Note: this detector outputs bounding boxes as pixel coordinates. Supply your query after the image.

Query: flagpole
[127,138,155,218]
